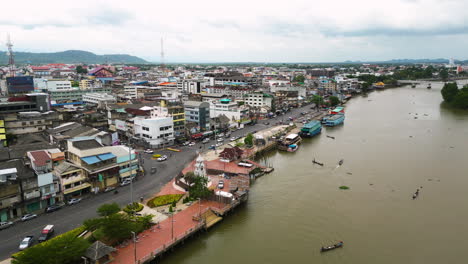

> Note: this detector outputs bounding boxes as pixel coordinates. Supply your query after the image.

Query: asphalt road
[0,103,319,260]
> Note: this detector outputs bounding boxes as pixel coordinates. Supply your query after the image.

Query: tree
[440,68,449,82]
[12,232,90,264]
[100,214,135,243]
[329,96,340,107]
[71,80,79,87]
[441,82,459,102]
[184,171,196,185]
[189,176,212,199]
[244,133,254,147]
[76,65,88,74]
[293,75,305,83]
[451,88,468,109]
[312,95,323,107]
[97,203,120,217]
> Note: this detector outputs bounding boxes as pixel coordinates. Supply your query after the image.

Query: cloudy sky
[1,0,467,62]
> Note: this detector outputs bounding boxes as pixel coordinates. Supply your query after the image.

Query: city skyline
[1,0,468,63]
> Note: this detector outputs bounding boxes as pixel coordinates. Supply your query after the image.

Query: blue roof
[82,156,100,165]
[97,153,116,161]
[51,101,84,106]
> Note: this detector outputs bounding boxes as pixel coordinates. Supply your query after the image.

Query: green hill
[0,50,148,64]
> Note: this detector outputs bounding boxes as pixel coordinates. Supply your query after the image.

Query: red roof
[31,66,50,70]
[123,66,139,70]
[29,150,51,167]
[158,82,177,86]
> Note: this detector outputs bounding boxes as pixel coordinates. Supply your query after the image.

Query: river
[163,83,468,264]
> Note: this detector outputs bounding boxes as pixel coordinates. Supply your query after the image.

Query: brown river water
[163,82,468,264]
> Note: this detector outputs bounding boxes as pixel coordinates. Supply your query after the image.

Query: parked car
[202,138,210,144]
[208,145,216,150]
[188,142,196,146]
[45,204,63,213]
[0,221,14,230]
[217,133,224,138]
[217,138,224,142]
[21,214,37,222]
[103,186,116,193]
[230,137,237,142]
[38,225,55,243]
[215,142,223,147]
[218,180,224,189]
[182,141,190,146]
[264,122,270,125]
[144,149,154,154]
[120,180,132,187]
[157,155,168,162]
[19,236,34,250]
[67,198,82,205]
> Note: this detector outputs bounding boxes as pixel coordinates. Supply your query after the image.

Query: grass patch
[339,185,350,190]
[146,194,184,208]
[123,202,144,214]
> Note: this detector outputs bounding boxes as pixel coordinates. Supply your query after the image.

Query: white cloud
[1,0,467,62]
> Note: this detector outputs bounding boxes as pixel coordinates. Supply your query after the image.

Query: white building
[34,79,72,91]
[82,93,116,107]
[244,92,274,108]
[210,99,249,125]
[133,117,174,148]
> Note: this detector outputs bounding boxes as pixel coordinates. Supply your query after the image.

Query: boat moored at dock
[299,120,322,137]
[287,144,298,152]
[278,133,302,151]
[324,114,345,127]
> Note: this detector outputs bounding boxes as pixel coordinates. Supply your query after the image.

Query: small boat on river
[287,144,298,152]
[338,159,344,166]
[320,241,344,252]
[427,83,431,89]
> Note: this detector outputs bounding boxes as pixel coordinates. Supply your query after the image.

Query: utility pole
[131,231,137,264]
[129,139,134,205]
[171,213,174,241]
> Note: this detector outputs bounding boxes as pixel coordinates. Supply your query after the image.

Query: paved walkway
[111,200,225,264]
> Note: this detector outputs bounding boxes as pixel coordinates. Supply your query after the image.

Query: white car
[68,198,82,205]
[120,180,132,187]
[19,236,34,250]
[21,214,37,222]
[230,137,237,141]
[0,221,14,230]
[215,142,223,147]
[202,138,210,144]
[188,142,196,146]
[217,138,224,142]
[144,149,154,154]
[157,155,168,162]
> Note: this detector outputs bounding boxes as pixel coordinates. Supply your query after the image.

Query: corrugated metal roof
[81,156,100,165]
[97,153,116,161]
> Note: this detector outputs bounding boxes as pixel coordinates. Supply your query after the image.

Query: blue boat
[325,114,345,126]
[299,120,322,137]
[287,144,299,152]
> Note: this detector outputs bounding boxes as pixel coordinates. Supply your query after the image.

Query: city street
[0,103,317,260]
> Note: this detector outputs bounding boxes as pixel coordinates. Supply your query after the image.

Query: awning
[63,183,91,195]
[82,156,100,165]
[97,153,116,161]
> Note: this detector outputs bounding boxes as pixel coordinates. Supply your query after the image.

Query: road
[0,103,319,260]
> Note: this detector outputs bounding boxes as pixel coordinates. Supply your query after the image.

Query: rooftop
[72,139,103,150]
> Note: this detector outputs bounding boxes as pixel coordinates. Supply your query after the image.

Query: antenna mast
[6,34,15,77]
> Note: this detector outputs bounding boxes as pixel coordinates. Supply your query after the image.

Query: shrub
[123,202,144,214]
[339,186,350,190]
[146,194,184,208]
[169,205,174,213]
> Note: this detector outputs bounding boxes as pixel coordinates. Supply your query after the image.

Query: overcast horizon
[2,0,468,63]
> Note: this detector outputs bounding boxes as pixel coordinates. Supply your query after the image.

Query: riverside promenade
[111,198,228,264]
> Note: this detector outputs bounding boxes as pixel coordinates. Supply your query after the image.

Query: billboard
[6,76,34,93]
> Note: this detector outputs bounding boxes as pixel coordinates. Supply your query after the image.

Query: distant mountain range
[0,50,148,64]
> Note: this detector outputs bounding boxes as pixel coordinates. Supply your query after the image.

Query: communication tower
[6,34,15,77]
[160,37,165,74]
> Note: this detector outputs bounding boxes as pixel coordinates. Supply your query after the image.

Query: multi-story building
[205,86,251,99]
[26,150,60,207]
[184,101,210,132]
[210,99,249,127]
[244,92,274,109]
[82,93,116,107]
[150,100,186,139]
[2,111,61,135]
[79,79,103,90]
[134,116,174,148]
[0,93,50,114]
[34,79,72,91]
[0,160,23,221]
[66,138,138,190]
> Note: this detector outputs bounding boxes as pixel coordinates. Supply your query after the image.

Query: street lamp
[198,198,201,219]
[131,231,137,264]
[81,256,88,264]
[171,213,175,241]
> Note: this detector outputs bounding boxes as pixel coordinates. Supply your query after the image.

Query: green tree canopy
[329,96,340,107]
[451,88,468,109]
[76,65,88,74]
[97,203,120,217]
[293,75,305,83]
[439,68,449,82]
[312,95,323,106]
[189,176,212,199]
[441,82,459,102]
[100,214,135,242]
[184,171,196,185]
[12,232,90,264]
[244,133,254,147]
